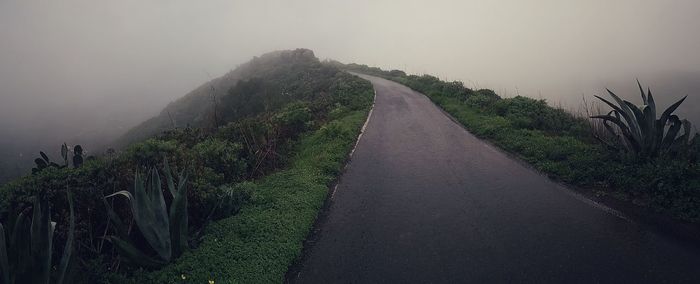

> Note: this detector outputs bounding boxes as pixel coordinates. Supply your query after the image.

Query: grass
[435,95,605,184]
[427,87,699,221]
[124,106,372,283]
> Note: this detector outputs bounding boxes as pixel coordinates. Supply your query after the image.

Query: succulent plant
[0,190,75,284]
[105,157,188,268]
[32,151,62,174]
[591,81,698,158]
[72,145,83,168]
[60,143,69,167]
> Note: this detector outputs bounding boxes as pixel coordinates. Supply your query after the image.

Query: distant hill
[116,48,336,146]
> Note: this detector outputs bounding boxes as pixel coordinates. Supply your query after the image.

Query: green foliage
[134,103,371,284]
[592,81,698,158]
[273,102,313,137]
[105,158,188,268]
[0,50,375,281]
[490,96,588,135]
[465,90,500,108]
[192,138,247,182]
[0,158,119,283]
[125,139,179,167]
[0,190,75,284]
[210,182,256,220]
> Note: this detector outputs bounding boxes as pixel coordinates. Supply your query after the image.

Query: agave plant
[0,190,75,284]
[105,157,188,268]
[591,81,698,158]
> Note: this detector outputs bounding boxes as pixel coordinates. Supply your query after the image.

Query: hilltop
[116,48,327,146]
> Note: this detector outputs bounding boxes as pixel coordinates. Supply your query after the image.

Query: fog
[2,0,700,181]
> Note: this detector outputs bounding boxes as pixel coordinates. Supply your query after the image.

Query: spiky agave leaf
[39,152,50,163]
[30,193,52,284]
[591,113,641,153]
[661,115,683,149]
[146,168,172,261]
[9,211,30,283]
[106,236,165,268]
[106,170,172,262]
[163,157,188,257]
[605,89,643,141]
[102,198,128,239]
[55,190,75,284]
[0,224,9,284]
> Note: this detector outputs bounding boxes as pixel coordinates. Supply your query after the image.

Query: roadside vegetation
[339,63,700,222]
[0,49,374,283]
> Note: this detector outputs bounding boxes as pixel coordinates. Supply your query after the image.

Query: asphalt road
[292,74,700,283]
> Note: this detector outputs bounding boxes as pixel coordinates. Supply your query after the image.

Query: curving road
[292,74,700,283]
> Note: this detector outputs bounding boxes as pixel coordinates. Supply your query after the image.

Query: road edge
[284,79,377,283]
[409,80,700,248]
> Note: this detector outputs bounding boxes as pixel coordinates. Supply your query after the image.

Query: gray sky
[1,0,700,151]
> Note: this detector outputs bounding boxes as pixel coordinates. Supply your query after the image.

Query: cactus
[72,145,83,168]
[105,157,189,268]
[591,81,698,158]
[0,190,75,284]
[32,151,62,174]
[60,143,69,167]
[31,143,78,174]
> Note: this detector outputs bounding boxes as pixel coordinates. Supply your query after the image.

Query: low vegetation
[0,50,374,283]
[341,63,700,222]
[0,190,75,284]
[130,108,371,283]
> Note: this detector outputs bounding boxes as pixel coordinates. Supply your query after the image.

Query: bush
[125,139,179,167]
[192,138,247,182]
[489,96,587,135]
[210,182,256,220]
[273,102,314,140]
[465,92,500,109]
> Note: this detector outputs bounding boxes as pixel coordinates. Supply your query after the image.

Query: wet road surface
[293,74,700,283]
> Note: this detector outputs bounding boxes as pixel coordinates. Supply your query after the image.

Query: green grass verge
[338,63,699,221]
[433,95,606,184]
[410,81,700,221]
[125,107,371,283]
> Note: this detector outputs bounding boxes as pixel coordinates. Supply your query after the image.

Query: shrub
[192,138,247,182]
[210,182,256,220]
[125,139,179,167]
[465,92,500,109]
[489,96,586,135]
[273,102,313,140]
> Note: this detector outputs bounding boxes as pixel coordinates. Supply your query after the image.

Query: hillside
[116,48,331,146]
[0,48,375,283]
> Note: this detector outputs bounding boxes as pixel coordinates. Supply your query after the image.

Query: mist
[2,0,700,182]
